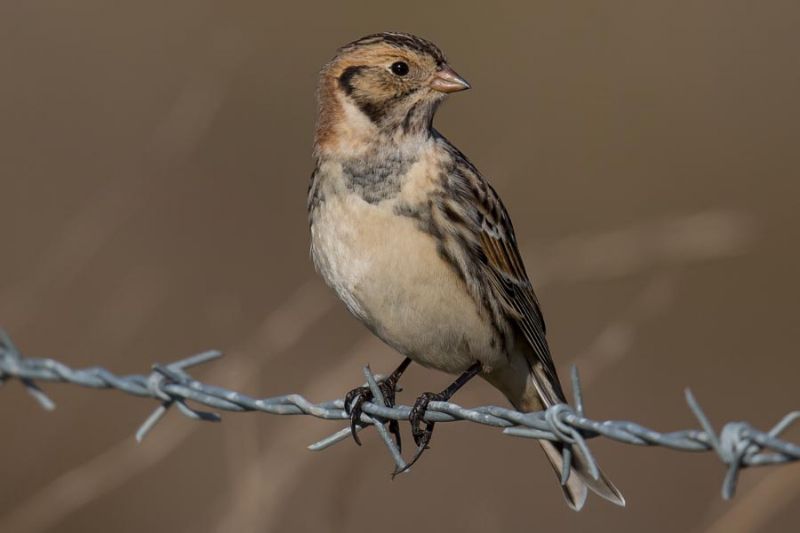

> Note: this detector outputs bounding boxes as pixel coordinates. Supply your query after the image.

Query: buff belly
[311,193,505,375]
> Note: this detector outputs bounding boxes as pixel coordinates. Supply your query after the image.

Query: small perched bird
[308,32,624,510]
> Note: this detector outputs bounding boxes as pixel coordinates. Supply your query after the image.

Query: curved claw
[395,391,441,475]
[344,378,403,448]
[393,394,438,478]
[344,387,362,416]
[345,386,371,446]
[393,361,481,477]
[409,392,438,447]
[392,431,432,478]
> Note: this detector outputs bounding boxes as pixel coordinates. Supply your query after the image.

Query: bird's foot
[409,391,443,447]
[392,391,445,476]
[344,376,401,449]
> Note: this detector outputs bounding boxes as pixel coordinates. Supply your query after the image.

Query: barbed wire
[1,329,798,501]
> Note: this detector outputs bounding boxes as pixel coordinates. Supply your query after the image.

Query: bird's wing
[433,135,565,403]
[474,182,566,404]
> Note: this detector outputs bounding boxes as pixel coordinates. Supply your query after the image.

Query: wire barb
[1,329,798,499]
[136,353,224,442]
[0,330,56,410]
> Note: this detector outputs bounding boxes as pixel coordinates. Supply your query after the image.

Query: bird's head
[315,32,469,151]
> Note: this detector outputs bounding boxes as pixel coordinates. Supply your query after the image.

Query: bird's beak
[430,64,471,93]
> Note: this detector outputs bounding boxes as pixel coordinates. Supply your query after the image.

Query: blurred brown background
[1,1,799,532]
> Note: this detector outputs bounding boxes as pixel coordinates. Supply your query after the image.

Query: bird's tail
[489,357,625,511]
[538,439,625,511]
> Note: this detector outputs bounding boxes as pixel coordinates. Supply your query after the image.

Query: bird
[307,31,624,511]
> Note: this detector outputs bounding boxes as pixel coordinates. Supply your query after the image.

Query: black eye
[390,61,409,76]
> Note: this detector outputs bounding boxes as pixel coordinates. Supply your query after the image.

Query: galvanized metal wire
[1,329,798,500]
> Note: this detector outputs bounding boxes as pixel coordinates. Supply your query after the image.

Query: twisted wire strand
[1,329,798,499]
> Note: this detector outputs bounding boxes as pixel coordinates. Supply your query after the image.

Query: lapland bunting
[307,32,624,510]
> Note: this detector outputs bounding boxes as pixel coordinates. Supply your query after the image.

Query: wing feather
[435,136,566,403]
[476,185,566,403]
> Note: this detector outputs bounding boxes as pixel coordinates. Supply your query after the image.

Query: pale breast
[310,191,503,374]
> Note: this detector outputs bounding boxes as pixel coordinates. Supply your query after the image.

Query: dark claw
[392,391,441,476]
[392,428,433,477]
[345,387,370,446]
[343,387,361,416]
[409,391,439,447]
[393,361,482,478]
[343,377,402,448]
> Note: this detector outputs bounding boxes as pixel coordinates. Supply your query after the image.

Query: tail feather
[486,353,626,511]
[540,439,625,511]
[539,440,587,511]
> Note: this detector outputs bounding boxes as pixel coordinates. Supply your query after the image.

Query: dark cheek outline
[339,65,425,126]
[338,65,365,95]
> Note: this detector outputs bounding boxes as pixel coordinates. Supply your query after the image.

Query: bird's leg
[345,357,412,448]
[395,361,482,476]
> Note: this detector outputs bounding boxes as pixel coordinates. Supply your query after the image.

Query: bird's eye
[390,61,410,76]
